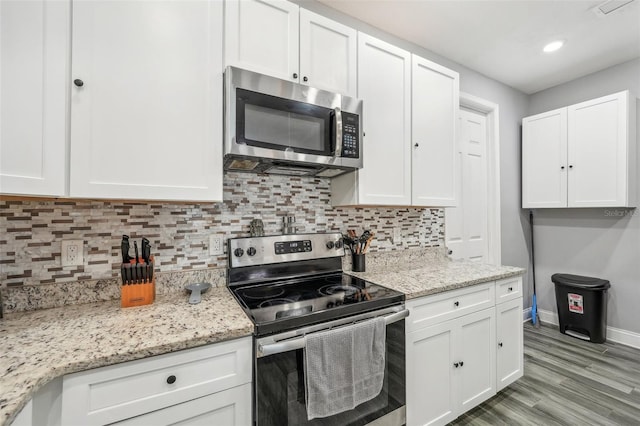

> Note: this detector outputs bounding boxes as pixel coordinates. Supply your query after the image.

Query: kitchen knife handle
[121,235,131,263]
[134,241,139,264]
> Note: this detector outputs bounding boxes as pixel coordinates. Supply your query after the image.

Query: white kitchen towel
[304,317,386,420]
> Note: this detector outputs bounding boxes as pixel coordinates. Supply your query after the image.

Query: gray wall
[528,58,640,333]
[295,0,533,303]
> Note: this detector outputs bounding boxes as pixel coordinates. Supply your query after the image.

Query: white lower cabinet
[406,277,523,426]
[496,297,524,391]
[61,337,252,426]
[113,383,252,426]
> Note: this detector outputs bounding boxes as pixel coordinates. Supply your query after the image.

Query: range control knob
[326,241,335,249]
[234,248,244,257]
[326,302,334,309]
[334,240,343,249]
[247,247,256,256]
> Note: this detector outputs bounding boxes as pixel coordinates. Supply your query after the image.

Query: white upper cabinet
[225,0,300,82]
[70,0,223,201]
[0,0,69,197]
[332,32,412,206]
[411,55,459,207]
[299,9,357,96]
[224,1,356,96]
[522,108,568,208]
[522,91,636,208]
[568,91,635,207]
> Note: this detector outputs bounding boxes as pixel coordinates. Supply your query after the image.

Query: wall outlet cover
[61,240,84,267]
[209,235,224,256]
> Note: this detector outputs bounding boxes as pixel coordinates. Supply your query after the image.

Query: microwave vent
[265,166,313,176]
[228,159,260,171]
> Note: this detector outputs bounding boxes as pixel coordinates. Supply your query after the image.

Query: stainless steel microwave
[224,66,363,177]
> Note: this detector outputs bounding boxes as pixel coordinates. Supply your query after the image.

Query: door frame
[458,92,501,265]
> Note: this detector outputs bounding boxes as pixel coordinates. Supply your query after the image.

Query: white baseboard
[530,308,640,349]
[522,307,531,322]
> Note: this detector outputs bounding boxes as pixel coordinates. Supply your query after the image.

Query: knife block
[121,256,155,308]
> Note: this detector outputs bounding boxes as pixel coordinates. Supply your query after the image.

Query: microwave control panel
[341,112,360,158]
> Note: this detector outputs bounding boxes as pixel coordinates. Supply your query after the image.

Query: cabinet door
[356,33,411,205]
[225,0,299,82]
[70,0,223,201]
[522,108,568,208]
[114,384,252,426]
[568,91,632,207]
[406,321,457,426]
[457,307,496,413]
[496,298,524,391]
[411,55,459,207]
[299,8,356,96]
[0,0,68,197]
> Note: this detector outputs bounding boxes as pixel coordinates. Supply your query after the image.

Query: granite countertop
[349,257,526,299]
[0,286,253,426]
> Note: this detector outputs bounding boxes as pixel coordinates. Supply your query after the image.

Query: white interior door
[445,108,488,262]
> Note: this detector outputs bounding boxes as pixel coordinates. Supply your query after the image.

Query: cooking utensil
[141,237,151,264]
[185,282,211,304]
[134,241,139,264]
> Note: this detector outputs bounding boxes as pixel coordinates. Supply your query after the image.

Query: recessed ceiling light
[543,40,565,53]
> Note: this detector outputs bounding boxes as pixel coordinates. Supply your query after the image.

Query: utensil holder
[121,256,155,308]
[352,254,366,272]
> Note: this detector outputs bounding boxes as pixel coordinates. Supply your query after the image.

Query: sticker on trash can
[568,293,584,314]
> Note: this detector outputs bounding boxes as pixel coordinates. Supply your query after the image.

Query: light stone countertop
[0,286,253,426]
[348,257,526,299]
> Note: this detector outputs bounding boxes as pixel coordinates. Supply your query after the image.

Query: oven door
[254,307,407,426]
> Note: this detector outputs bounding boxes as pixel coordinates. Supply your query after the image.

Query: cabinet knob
[414,143,420,148]
[561,166,565,170]
[460,361,464,367]
[453,362,459,368]
[498,342,503,347]
[448,249,453,255]
[508,287,513,292]
[74,79,84,87]
[166,375,176,384]
[293,73,298,79]
[454,301,459,307]
[303,76,308,82]
[569,165,574,169]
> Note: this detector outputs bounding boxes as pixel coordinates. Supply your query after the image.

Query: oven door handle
[257,308,409,358]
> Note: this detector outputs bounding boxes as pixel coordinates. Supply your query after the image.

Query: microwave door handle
[334,107,343,158]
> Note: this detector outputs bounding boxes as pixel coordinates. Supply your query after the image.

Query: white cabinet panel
[115,384,252,426]
[299,8,356,96]
[62,337,251,425]
[352,32,411,205]
[522,108,568,208]
[458,308,496,412]
[0,0,69,197]
[406,321,457,426]
[70,0,223,201]
[225,0,299,82]
[411,55,459,207]
[568,91,635,207]
[496,298,524,391]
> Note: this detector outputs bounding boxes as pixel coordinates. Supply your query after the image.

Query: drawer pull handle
[460,361,464,367]
[454,301,459,307]
[453,362,459,368]
[498,342,503,348]
[167,375,177,384]
[508,287,513,291]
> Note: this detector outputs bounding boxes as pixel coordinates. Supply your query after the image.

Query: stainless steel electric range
[228,232,408,426]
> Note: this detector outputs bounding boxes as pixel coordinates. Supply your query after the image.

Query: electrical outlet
[209,235,224,256]
[61,240,84,266]
[392,228,401,244]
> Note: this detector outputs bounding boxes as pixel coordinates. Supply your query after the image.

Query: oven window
[236,89,333,156]
[255,320,405,426]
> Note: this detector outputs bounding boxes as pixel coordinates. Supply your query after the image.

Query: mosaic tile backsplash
[1,172,445,288]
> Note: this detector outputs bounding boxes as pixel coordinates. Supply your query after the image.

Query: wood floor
[449,323,640,426]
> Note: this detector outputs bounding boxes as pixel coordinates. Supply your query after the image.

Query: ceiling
[316,0,640,94]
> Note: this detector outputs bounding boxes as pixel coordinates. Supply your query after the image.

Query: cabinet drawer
[62,337,252,426]
[406,282,495,332]
[495,277,522,303]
